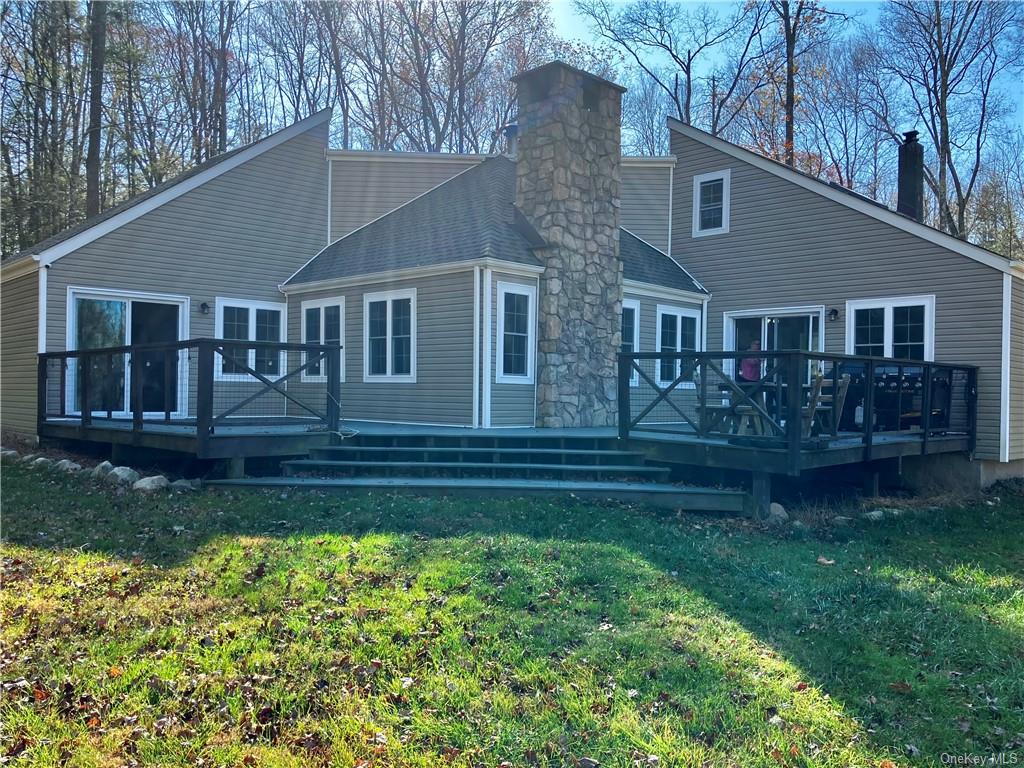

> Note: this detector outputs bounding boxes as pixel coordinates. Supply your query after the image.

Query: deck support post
[224,456,245,479]
[863,465,880,498]
[751,471,771,519]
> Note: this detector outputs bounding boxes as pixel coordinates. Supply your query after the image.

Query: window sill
[691,226,729,238]
[495,374,534,385]
[362,374,416,384]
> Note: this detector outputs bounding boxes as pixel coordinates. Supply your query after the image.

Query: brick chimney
[897,130,924,222]
[513,61,625,428]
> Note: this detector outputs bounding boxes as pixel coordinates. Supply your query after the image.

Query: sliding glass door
[69,290,187,417]
[727,307,824,382]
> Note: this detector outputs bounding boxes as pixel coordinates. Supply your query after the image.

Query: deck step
[282,459,670,479]
[310,445,649,464]
[207,476,749,513]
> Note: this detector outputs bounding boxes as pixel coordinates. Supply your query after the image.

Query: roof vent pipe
[897,130,924,223]
[502,122,519,160]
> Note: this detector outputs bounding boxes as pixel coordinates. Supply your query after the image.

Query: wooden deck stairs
[208,431,750,514]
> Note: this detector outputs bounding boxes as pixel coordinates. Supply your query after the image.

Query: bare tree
[868,0,1023,239]
[85,0,106,217]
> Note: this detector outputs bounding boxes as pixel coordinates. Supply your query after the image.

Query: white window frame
[495,281,537,385]
[363,288,417,383]
[300,297,345,383]
[692,169,731,237]
[214,297,287,382]
[621,298,641,387]
[65,286,190,418]
[845,295,935,361]
[656,304,702,388]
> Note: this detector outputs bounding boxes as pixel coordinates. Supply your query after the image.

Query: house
[2,60,1020,489]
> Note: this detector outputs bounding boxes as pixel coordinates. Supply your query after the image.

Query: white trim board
[282,258,543,295]
[623,279,708,305]
[1000,274,1011,463]
[667,118,1015,275]
[1,257,38,283]
[472,267,481,428]
[482,268,493,428]
[34,109,331,267]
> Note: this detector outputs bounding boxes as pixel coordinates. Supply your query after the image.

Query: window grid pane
[502,292,530,377]
[699,179,724,230]
[368,301,388,375]
[254,308,281,376]
[621,307,635,354]
[892,305,924,359]
[854,307,885,357]
[305,307,322,376]
[660,313,678,381]
[221,306,249,374]
[391,299,412,375]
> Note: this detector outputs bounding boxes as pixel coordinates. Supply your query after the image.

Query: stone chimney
[897,130,924,222]
[513,61,625,428]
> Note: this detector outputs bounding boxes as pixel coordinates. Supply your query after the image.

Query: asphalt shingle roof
[287,155,707,296]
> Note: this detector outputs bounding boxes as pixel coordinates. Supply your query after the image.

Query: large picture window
[496,281,536,384]
[363,289,416,382]
[656,304,701,386]
[214,298,286,380]
[301,297,344,382]
[846,296,934,361]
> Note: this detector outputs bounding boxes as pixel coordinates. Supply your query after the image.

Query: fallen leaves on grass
[816,555,835,566]
[889,681,912,693]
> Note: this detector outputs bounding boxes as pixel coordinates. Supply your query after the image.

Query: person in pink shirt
[738,339,762,384]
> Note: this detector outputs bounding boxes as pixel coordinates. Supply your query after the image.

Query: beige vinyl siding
[1011,276,1024,461]
[621,165,672,253]
[329,156,672,256]
[329,157,478,242]
[289,271,476,426]
[669,128,1007,460]
[1,272,39,436]
[489,271,538,427]
[45,123,328,354]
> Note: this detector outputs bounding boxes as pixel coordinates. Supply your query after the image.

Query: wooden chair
[800,374,825,438]
[815,373,851,436]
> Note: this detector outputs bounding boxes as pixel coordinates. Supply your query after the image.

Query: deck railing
[617,350,978,465]
[38,339,341,450]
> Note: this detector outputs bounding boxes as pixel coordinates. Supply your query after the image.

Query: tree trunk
[86,0,107,218]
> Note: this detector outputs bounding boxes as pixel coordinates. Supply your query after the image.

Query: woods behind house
[2,0,1022,260]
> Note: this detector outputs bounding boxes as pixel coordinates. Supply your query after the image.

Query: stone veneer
[514,62,624,428]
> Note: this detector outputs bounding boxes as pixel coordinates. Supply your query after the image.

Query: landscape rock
[21,454,38,464]
[832,515,855,527]
[106,466,140,486]
[133,475,169,493]
[54,459,82,472]
[864,509,886,522]
[766,502,789,526]
[31,457,54,468]
[92,460,115,478]
[170,478,200,491]
[1,449,19,461]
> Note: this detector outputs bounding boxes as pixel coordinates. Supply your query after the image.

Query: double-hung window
[214,298,285,380]
[846,296,934,361]
[496,281,536,384]
[301,297,344,382]
[692,169,731,237]
[363,289,416,381]
[656,304,701,386]
[621,298,640,386]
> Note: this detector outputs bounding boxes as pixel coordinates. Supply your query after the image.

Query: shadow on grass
[3,462,1023,764]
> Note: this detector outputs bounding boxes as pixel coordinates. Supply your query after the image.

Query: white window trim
[656,304,702,388]
[65,286,191,417]
[495,281,537,385]
[692,168,731,238]
[300,296,345,383]
[362,288,417,383]
[622,298,641,387]
[845,295,935,361]
[214,297,287,382]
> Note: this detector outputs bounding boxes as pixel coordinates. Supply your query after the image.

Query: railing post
[130,349,144,435]
[862,358,875,462]
[80,352,92,431]
[966,367,978,455]
[786,352,803,475]
[920,363,932,455]
[36,355,47,434]
[326,346,341,434]
[196,341,214,455]
[617,353,631,440]
[163,349,174,421]
[697,355,707,437]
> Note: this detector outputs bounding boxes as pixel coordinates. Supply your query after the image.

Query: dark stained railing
[617,350,978,469]
[38,339,342,451]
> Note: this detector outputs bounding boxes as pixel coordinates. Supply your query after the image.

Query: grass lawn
[1,463,1022,767]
